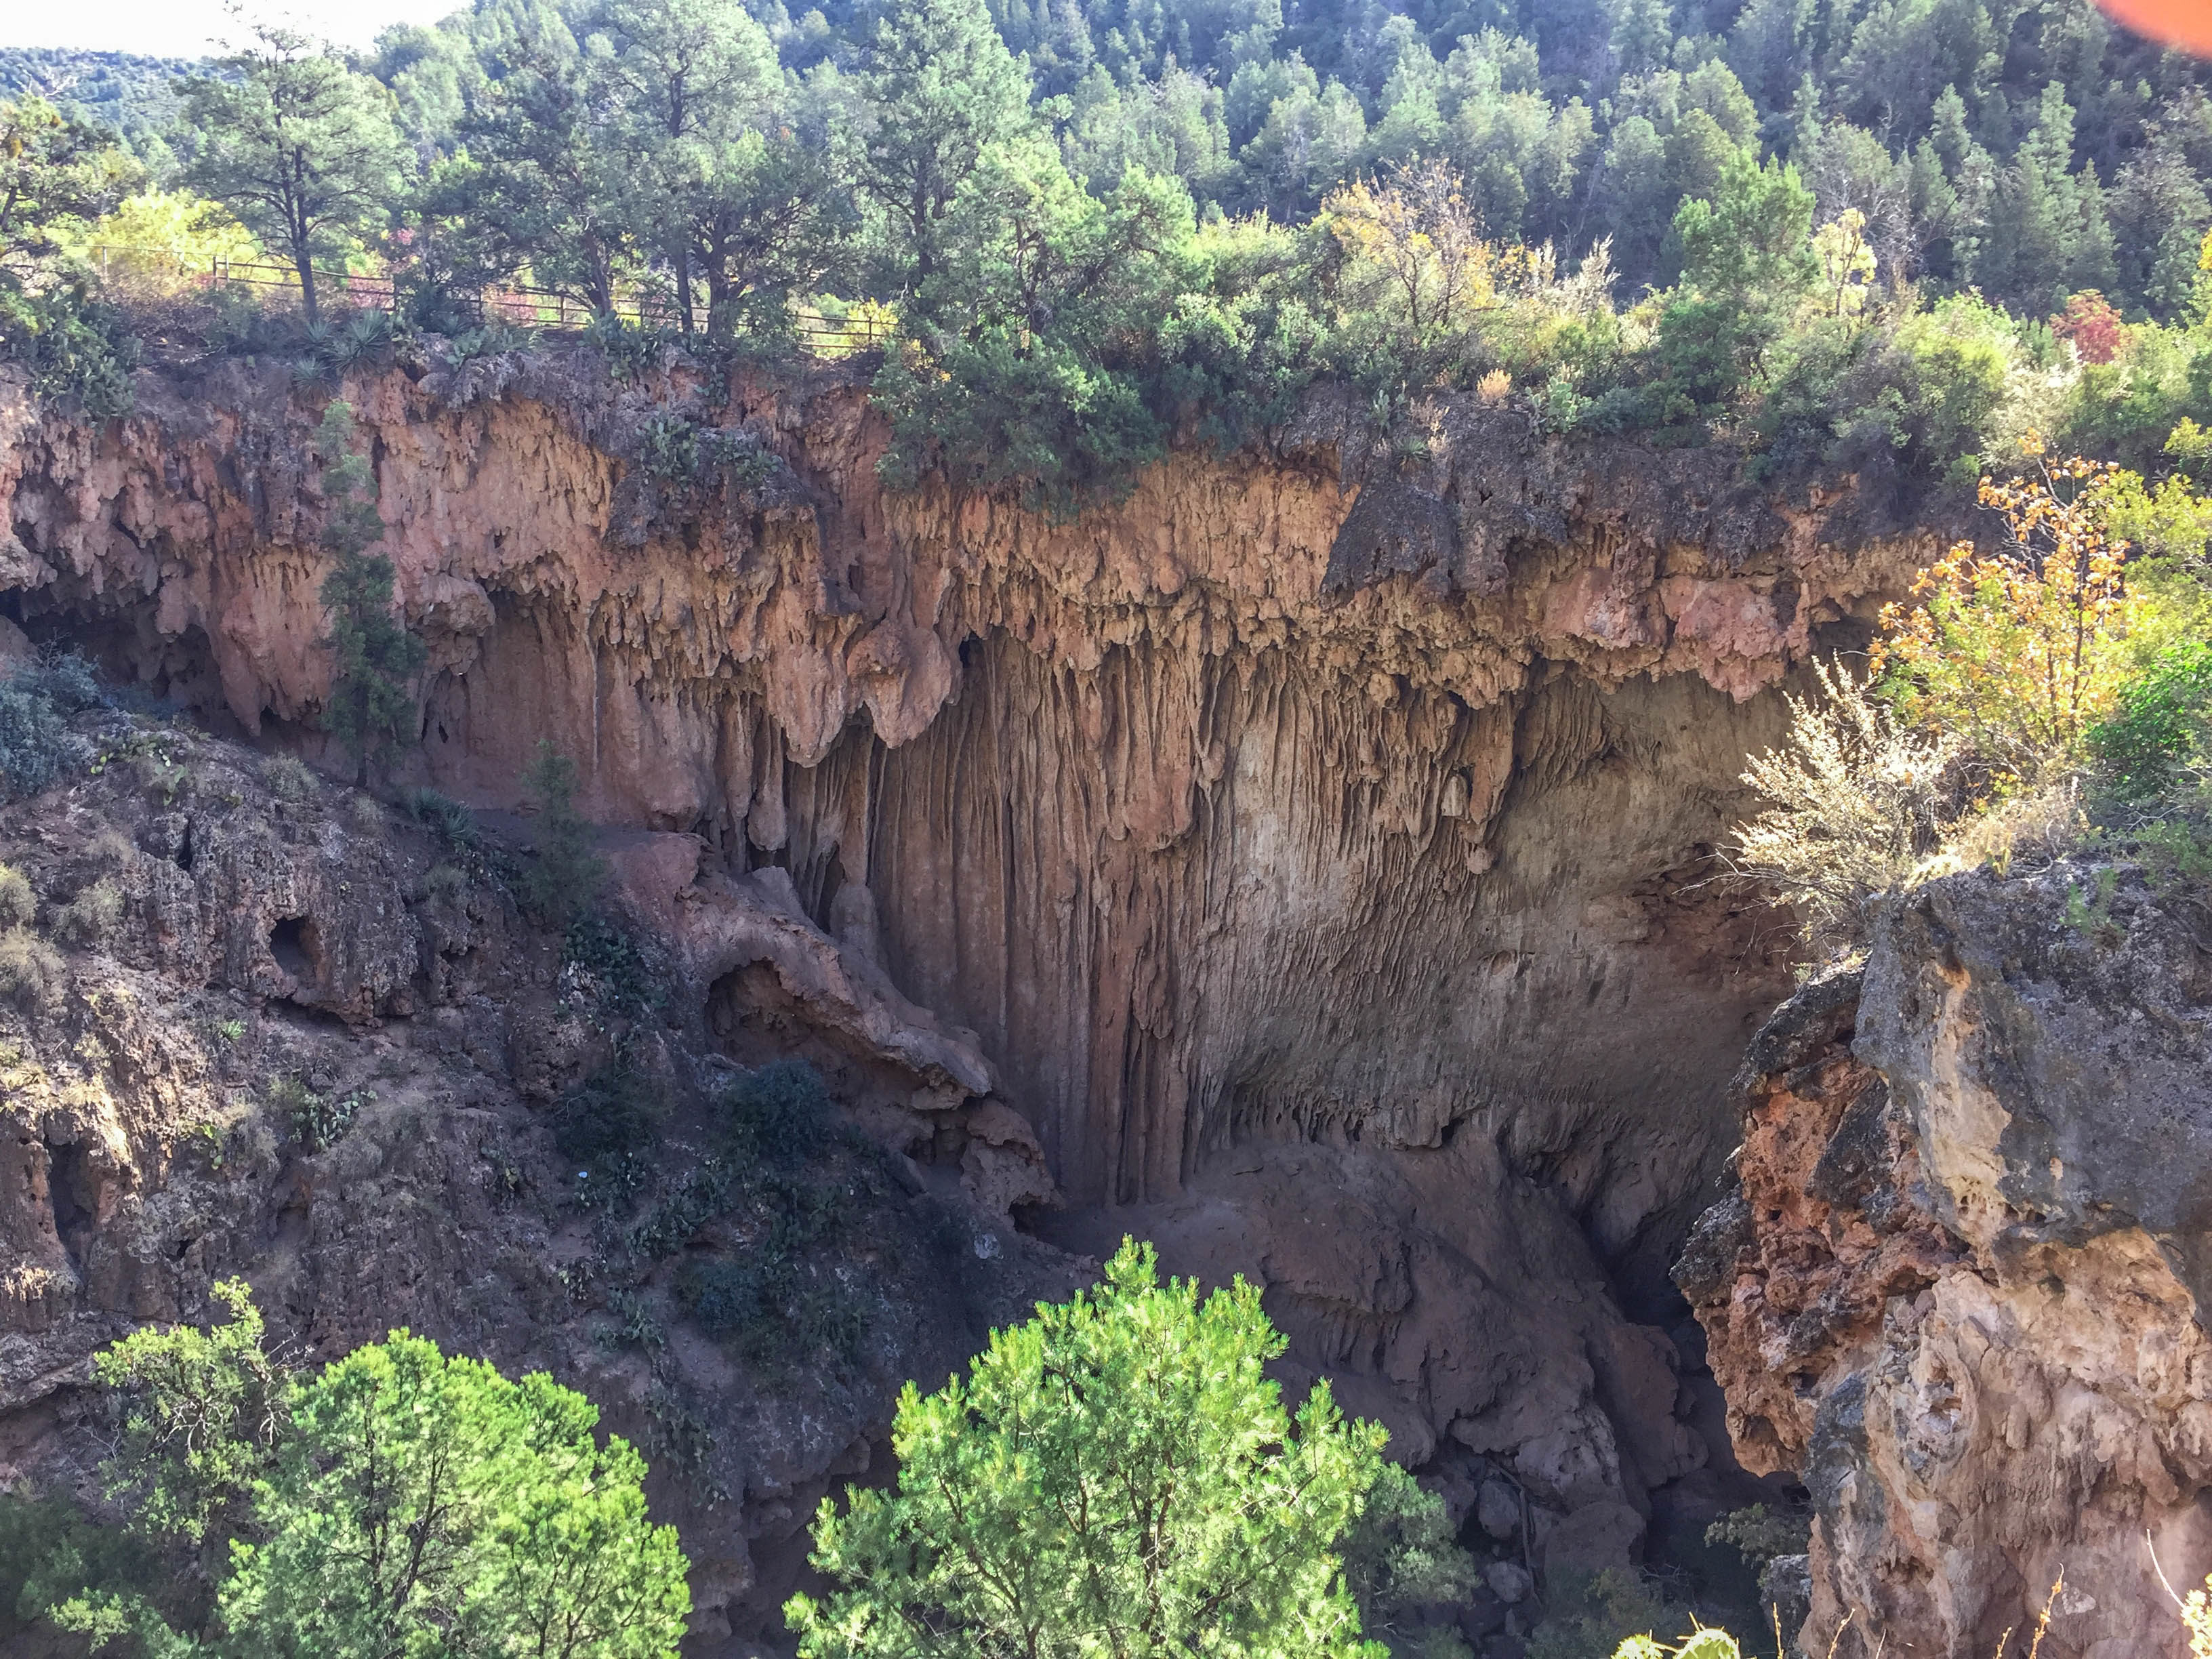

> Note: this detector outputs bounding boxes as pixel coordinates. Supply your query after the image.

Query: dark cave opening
[268,915,321,983]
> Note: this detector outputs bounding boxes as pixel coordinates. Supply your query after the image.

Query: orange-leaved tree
[1322,159,1504,360]
[1873,439,2135,786]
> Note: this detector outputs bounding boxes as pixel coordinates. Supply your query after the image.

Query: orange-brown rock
[1681,874,2212,1659]
[3,350,1941,1607]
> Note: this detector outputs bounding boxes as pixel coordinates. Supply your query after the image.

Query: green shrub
[675,1252,870,1364]
[2061,319,2212,474]
[562,913,656,1012]
[0,657,100,802]
[401,785,481,850]
[271,1077,367,1152]
[519,741,605,927]
[134,751,188,804]
[1337,1463,1481,1653]
[0,864,33,928]
[0,279,139,419]
[1704,1502,1811,1566]
[0,1490,159,1643]
[722,1059,831,1162]
[55,876,124,946]
[1528,1568,1687,1659]
[2093,638,2212,801]
[628,1158,737,1260]
[550,1055,657,1170]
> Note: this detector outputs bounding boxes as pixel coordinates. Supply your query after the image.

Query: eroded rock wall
[0,717,1082,1644]
[1680,873,2212,1659]
[2,351,1931,1594]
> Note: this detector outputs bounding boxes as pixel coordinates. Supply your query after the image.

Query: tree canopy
[8,0,2212,501]
[181,23,406,324]
[785,1238,1404,1659]
[11,1279,691,1659]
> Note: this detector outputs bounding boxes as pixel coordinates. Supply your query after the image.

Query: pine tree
[180,24,407,327]
[1977,85,2116,316]
[314,403,424,788]
[856,0,1035,295]
[520,739,607,927]
[787,1240,1403,1659]
[595,0,783,333]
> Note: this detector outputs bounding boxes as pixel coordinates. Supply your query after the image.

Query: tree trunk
[704,246,731,338]
[299,241,320,327]
[674,242,693,336]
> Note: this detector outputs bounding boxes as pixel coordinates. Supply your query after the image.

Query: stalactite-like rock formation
[2,351,1933,1593]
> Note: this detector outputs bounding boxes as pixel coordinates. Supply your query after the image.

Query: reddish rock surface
[1681,876,2212,1659]
[3,353,1940,1622]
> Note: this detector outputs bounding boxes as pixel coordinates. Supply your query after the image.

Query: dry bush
[87,827,137,867]
[1734,658,1959,948]
[0,927,64,1006]
[55,877,125,947]
[262,754,317,801]
[0,863,32,928]
[420,862,469,902]
[1930,775,2091,879]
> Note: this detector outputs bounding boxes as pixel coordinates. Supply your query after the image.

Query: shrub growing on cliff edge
[787,1236,1433,1659]
[1872,447,2138,790]
[314,402,427,790]
[19,1278,691,1656]
[1739,445,2212,947]
[1731,657,1959,949]
[521,739,607,928]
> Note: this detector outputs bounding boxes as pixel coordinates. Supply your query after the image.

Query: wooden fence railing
[85,249,895,352]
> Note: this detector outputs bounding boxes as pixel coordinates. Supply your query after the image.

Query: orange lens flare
[2097,0,2212,54]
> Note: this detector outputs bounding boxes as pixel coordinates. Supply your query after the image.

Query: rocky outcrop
[2,350,1938,1624]
[1681,869,2212,1659]
[0,717,1084,1645]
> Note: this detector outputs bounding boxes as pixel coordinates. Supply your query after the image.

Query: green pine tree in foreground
[787,1237,1437,1659]
[314,400,426,787]
[2,1244,1479,1657]
[19,1279,690,1658]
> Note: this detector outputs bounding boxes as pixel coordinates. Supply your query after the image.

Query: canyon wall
[1,349,1936,1613]
[1680,871,2212,1659]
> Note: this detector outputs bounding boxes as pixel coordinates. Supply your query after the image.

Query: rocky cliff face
[0,711,1090,1643]
[1680,870,2212,1659]
[1,349,1935,1634]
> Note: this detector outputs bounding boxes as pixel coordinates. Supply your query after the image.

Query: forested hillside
[0,48,201,152]
[983,0,2211,317]
[5,0,2212,506]
[351,0,2212,318]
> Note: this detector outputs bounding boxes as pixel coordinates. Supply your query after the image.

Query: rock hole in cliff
[45,1142,94,1269]
[269,916,321,983]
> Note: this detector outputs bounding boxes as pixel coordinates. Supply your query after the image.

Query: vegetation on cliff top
[1734,431,2212,948]
[4,0,2212,505]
